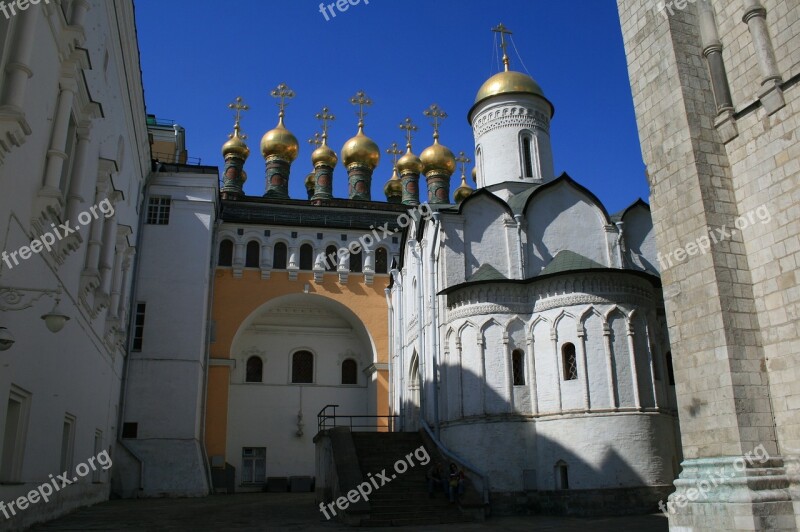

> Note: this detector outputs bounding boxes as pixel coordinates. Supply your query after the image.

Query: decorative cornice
[473,104,550,137]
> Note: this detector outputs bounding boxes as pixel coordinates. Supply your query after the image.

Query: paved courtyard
[30,493,669,531]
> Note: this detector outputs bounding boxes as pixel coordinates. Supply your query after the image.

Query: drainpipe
[615,221,626,268]
[514,214,525,277]
[384,286,394,429]
[428,213,442,438]
[390,269,404,431]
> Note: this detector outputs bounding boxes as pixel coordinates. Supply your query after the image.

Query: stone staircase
[350,432,473,527]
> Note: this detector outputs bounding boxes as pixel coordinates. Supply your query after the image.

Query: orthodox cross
[314,106,336,142]
[350,90,373,129]
[399,117,418,150]
[423,104,448,141]
[308,132,323,148]
[455,151,472,178]
[270,83,295,120]
[227,96,249,138]
[386,142,403,169]
[492,23,513,71]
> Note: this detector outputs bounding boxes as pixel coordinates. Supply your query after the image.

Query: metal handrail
[317,404,397,432]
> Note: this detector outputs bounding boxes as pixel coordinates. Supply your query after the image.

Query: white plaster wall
[461,194,513,279]
[621,204,659,273]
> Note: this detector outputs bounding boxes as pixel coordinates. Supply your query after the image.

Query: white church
[387,48,681,510]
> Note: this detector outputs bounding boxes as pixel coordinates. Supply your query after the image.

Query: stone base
[666,455,796,531]
[491,485,674,517]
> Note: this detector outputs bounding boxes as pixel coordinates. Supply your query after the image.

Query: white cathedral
[387,58,681,508]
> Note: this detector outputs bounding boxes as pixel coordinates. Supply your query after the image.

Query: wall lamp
[0,285,71,349]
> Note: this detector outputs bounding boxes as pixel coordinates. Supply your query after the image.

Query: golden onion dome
[312,142,338,167]
[260,117,299,162]
[341,127,380,169]
[454,174,474,204]
[397,148,423,175]
[304,171,316,191]
[384,168,402,198]
[222,128,250,160]
[470,70,553,118]
[420,139,456,176]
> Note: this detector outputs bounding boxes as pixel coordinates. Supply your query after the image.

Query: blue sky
[134,0,648,213]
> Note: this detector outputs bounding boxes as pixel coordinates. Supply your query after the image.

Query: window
[342,359,357,385]
[132,303,146,351]
[349,249,362,273]
[522,136,533,178]
[512,349,525,385]
[59,116,77,197]
[121,423,138,439]
[562,343,578,381]
[60,414,76,473]
[246,356,263,383]
[146,196,171,225]
[299,244,313,270]
[92,430,103,483]
[245,241,260,268]
[218,240,233,267]
[325,245,338,272]
[291,351,313,383]
[242,447,266,484]
[666,351,675,386]
[273,242,287,269]
[375,248,388,274]
[1,387,30,482]
[555,461,569,490]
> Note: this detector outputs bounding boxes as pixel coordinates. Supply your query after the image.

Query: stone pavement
[30,493,669,531]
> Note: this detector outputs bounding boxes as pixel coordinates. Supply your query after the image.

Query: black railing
[317,404,398,433]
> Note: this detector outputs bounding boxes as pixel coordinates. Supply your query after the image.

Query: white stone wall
[0,1,148,527]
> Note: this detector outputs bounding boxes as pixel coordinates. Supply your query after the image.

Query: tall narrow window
[245,241,260,268]
[562,343,578,381]
[132,303,146,351]
[146,196,171,225]
[341,359,358,385]
[292,351,314,383]
[512,349,525,385]
[242,447,266,484]
[273,242,288,269]
[59,116,77,197]
[666,351,675,386]
[349,249,362,273]
[375,248,388,274]
[246,356,263,383]
[1,387,30,482]
[522,136,534,178]
[325,245,338,272]
[218,240,233,267]
[60,414,76,473]
[555,461,569,490]
[299,244,313,270]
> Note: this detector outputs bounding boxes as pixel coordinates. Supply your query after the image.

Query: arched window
[341,359,357,385]
[349,249,362,273]
[375,248,388,274]
[522,135,534,178]
[291,351,313,383]
[475,146,482,186]
[555,461,569,490]
[512,349,525,385]
[299,244,313,270]
[562,343,578,381]
[245,241,260,268]
[666,351,675,385]
[325,245,338,272]
[273,242,287,269]
[218,239,233,267]
[246,356,263,383]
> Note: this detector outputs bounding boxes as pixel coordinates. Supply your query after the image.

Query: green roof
[540,250,605,275]
[468,263,507,282]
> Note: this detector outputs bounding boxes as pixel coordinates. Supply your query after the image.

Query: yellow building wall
[204,269,391,458]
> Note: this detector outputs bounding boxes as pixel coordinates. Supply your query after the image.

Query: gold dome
[470,71,553,118]
[397,148,423,175]
[384,168,402,198]
[222,129,250,159]
[341,127,380,169]
[420,139,456,176]
[260,118,299,162]
[312,142,338,167]
[305,171,316,191]
[454,174,474,204]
